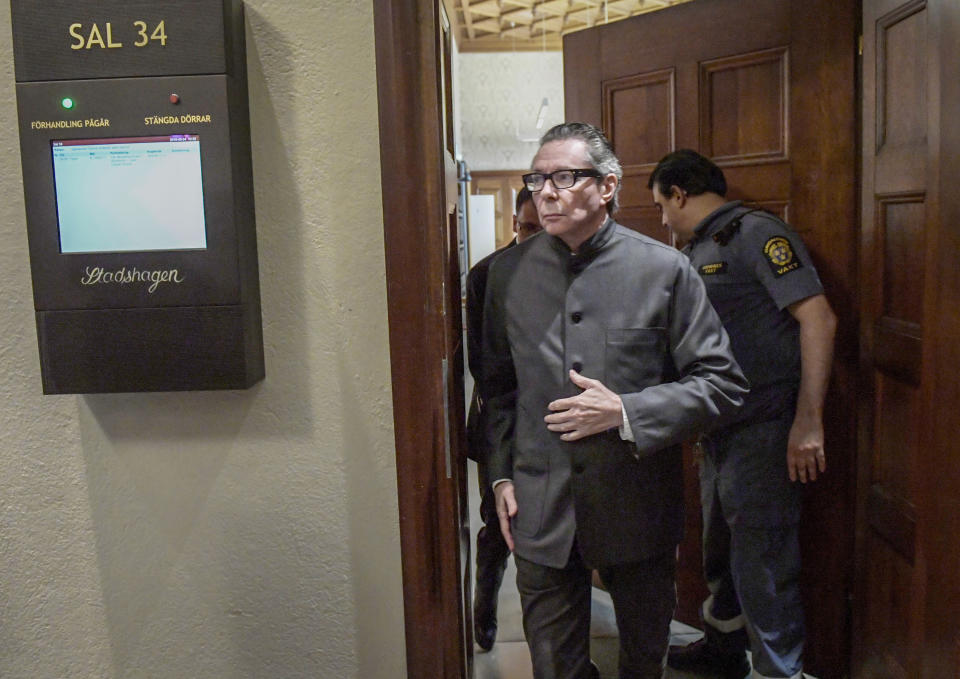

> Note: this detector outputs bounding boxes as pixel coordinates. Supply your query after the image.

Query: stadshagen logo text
[80,266,185,294]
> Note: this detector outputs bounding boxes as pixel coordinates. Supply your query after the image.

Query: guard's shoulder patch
[699,261,728,276]
[763,236,803,277]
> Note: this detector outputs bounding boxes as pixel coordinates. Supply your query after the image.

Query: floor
[466,459,818,679]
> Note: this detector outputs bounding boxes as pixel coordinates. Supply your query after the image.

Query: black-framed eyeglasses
[522,168,602,192]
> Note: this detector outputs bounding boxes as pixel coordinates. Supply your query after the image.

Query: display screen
[51,135,208,254]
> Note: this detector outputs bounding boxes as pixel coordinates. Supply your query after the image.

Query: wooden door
[915,3,960,676]
[855,2,927,675]
[563,1,858,676]
[373,1,471,677]
[440,3,474,675]
[855,1,960,677]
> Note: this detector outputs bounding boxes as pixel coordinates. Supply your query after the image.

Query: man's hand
[544,370,623,441]
[787,411,826,483]
[493,481,517,551]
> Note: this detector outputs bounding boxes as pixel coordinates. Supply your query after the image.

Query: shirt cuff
[619,401,635,442]
[492,478,512,490]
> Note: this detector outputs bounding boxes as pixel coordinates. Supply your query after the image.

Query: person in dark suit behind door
[466,186,542,652]
[480,122,748,679]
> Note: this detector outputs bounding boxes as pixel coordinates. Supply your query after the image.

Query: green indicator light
[61,97,75,110]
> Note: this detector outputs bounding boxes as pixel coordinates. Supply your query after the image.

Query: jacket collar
[549,215,616,273]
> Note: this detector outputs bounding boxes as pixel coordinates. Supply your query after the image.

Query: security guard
[649,149,837,679]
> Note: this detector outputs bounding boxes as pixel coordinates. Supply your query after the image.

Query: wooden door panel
[439,5,472,675]
[720,164,791,210]
[874,2,928,191]
[856,1,929,677]
[871,374,920,506]
[866,483,916,564]
[876,2,928,152]
[871,195,925,389]
[602,69,676,172]
[878,198,925,325]
[699,47,789,163]
[873,317,921,385]
[602,67,676,246]
[861,530,920,679]
[615,205,672,245]
[565,1,858,675]
[373,2,470,676]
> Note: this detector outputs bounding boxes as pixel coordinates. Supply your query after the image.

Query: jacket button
[573,464,584,474]
[572,361,583,372]
[571,311,582,323]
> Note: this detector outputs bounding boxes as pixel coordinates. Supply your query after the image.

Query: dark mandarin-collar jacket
[481,218,748,569]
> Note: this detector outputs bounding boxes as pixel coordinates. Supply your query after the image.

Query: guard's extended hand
[544,370,623,441]
[493,481,517,551]
[787,411,826,483]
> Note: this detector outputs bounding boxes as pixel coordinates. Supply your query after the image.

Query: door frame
[371,1,869,678]
[373,1,469,677]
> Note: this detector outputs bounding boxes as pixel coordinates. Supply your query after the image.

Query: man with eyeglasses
[480,122,748,679]
[466,187,542,652]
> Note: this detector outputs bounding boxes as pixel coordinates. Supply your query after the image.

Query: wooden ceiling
[445,0,696,51]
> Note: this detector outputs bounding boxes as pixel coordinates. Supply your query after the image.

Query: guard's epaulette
[712,208,766,246]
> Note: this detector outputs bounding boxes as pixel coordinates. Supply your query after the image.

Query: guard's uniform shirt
[684,204,822,678]
[683,201,823,426]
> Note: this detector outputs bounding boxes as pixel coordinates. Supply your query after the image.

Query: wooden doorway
[563,1,858,676]
[373,1,471,677]
[853,1,960,677]
[373,1,960,678]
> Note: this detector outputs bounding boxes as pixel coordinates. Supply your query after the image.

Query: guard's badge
[763,236,803,277]
[699,261,728,276]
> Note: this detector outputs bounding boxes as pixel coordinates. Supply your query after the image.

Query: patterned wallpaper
[457,51,566,171]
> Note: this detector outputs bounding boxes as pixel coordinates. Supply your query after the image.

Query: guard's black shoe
[667,639,750,679]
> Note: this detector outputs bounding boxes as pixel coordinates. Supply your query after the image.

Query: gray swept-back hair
[538,122,622,214]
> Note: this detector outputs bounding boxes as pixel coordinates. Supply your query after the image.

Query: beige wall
[0,3,406,678]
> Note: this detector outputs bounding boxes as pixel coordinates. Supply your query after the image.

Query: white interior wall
[0,3,405,678]
[457,51,565,171]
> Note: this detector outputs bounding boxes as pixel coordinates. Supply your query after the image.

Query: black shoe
[667,639,750,679]
[472,565,503,651]
[473,575,498,651]
[473,527,508,652]
[474,618,497,652]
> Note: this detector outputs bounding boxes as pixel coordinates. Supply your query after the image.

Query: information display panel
[52,135,208,254]
[11,0,263,393]
[16,74,239,311]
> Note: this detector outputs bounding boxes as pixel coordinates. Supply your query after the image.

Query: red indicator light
[169,93,181,105]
